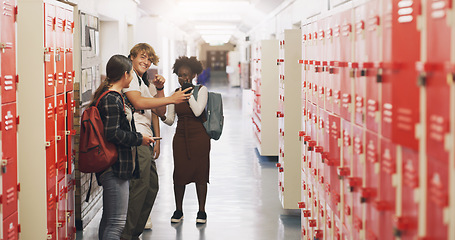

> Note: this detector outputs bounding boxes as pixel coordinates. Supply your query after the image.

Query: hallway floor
[77,71,301,240]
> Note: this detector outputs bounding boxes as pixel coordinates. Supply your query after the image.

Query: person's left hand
[153,74,165,89]
[153,141,161,159]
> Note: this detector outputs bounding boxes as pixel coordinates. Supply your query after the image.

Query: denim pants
[98,171,129,240]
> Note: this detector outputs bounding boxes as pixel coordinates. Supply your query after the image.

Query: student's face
[177,65,195,86]
[130,51,152,76]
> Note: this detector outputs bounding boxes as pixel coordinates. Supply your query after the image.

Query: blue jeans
[98,171,129,240]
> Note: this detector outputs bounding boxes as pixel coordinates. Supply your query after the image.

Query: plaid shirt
[96,90,143,180]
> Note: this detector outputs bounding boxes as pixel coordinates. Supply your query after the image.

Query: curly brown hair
[172,56,203,75]
[129,43,159,66]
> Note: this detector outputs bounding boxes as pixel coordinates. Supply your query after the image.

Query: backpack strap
[96,90,125,111]
[192,85,201,100]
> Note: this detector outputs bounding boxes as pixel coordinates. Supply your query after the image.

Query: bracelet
[156,86,164,91]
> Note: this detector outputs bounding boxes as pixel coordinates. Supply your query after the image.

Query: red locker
[423,0,452,161]
[389,0,421,150]
[339,9,353,121]
[1,0,17,104]
[425,155,449,239]
[65,9,74,92]
[396,147,418,239]
[325,15,334,113]
[381,0,393,139]
[364,0,382,133]
[340,120,353,239]
[327,114,341,217]
[57,179,66,240]
[2,211,18,240]
[331,13,342,117]
[44,3,56,97]
[353,4,366,127]
[66,91,75,173]
[55,7,65,94]
[47,187,57,240]
[1,103,18,220]
[56,94,66,181]
[66,173,75,240]
[45,96,56,189]
[318,19,328,111]
[364,131,383,240]
[350,125,364,240]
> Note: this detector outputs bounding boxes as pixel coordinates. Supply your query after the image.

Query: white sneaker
[144,217,153,230]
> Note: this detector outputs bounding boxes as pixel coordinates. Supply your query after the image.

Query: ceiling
[137,0,285,45]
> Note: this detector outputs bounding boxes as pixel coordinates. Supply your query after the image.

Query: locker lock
[309,219,317,227]
[337,167,350,179]
[298,202,306,209]
[1,159,7,173]
[417,72,427,86]
[315,230,323,239]
[376,68,383,83]
[0,43,6,53]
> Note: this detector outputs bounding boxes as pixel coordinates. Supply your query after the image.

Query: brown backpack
[79,90,122,173]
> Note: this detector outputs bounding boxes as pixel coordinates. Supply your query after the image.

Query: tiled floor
[77,71,301,240]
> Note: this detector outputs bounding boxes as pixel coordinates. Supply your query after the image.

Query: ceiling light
[194,24,237,30]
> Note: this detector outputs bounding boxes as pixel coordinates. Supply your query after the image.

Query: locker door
[66,92,75,173]
[424,0,452,161]
[317,19,328,110]
[55,7,65,94]
[45,96,56,190]
[1,0,17,104]
[65,9,74,92]
[364,131,381,240]
[1,103,17,219]
[325,16,334,113]
[57,179,66,240]
[425,156,449,239]
[56,94,65,181]
[381,0,393,139]
[378,138,396,240]
[66,173,75,240]
[354,4,366,127]
[390,0,421,150]
[340,120,353,239]
[2,211,18,240]
[47,187,57,240]
[331,13,342,116]
[396,147,418,239]
[339,9,354,121]
[350,125,364,240]
[327,114,341,218]
[364,0,382,133]
[44,3,55,97]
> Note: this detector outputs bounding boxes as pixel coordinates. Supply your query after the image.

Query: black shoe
[196,211,207,224]
[171,210,184,223]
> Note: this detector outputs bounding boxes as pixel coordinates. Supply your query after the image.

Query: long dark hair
[90,55,132,106]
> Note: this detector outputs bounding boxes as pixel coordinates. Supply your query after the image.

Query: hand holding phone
[181,82,194,94]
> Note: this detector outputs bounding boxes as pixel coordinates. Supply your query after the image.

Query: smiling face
[177,65,195,86]
[130,51,152,76]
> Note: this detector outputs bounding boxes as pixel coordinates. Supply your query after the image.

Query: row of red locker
[0,0,20,238]
[45,90,76,240]
[299,106,448,239]
[44,2,76,239]
[300,0,453,162]
[44,2,75,97]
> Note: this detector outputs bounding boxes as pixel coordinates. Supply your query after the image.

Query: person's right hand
[141,135,155,146]
[171,88,193,104]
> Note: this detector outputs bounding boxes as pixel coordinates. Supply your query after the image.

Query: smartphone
[181,82,193,94]
[152,137,162,140]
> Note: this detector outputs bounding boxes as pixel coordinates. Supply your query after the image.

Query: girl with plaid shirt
[91,55,155,240]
